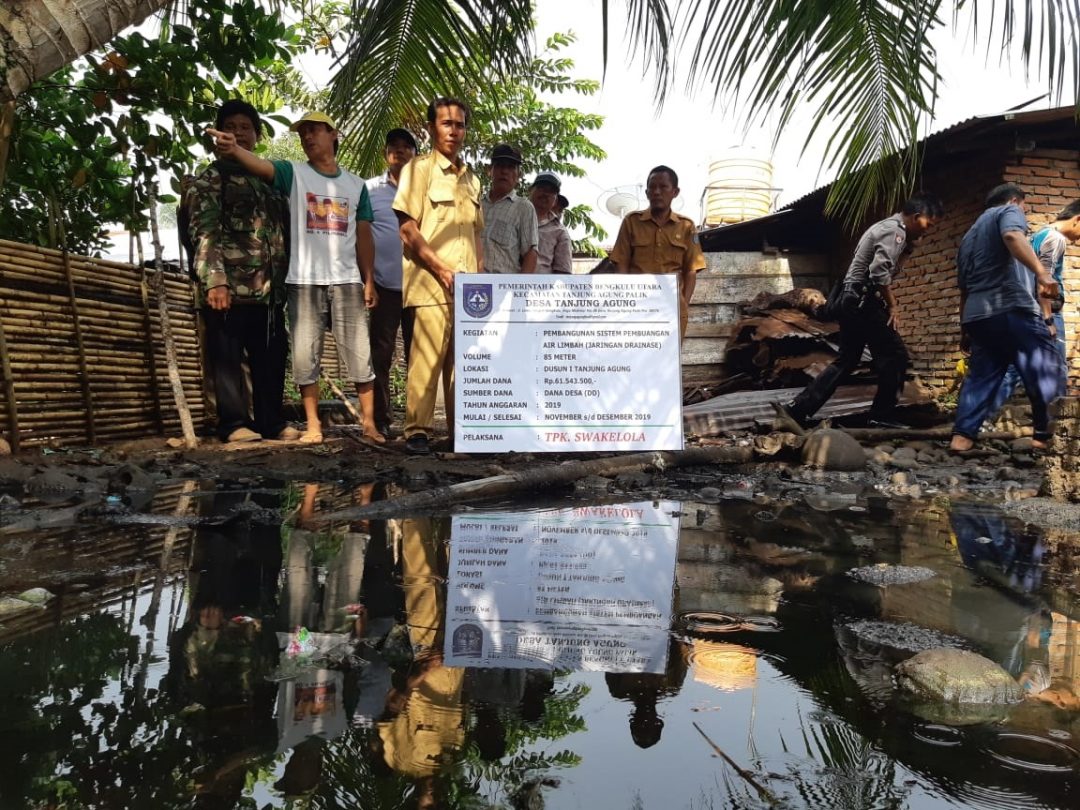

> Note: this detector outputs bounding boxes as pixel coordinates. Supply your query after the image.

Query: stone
[904,441,935,453]
[16,587,53,605]
[0,596,35,614]
[574,475,612,494]
[696,487,722,504]
[996,466,1020,481]
[890,471,914,486]
[875,444,896,454]
[896,648,1023,706]
[1011,437,1035,453]
[801,428,866,471]
[916,451,937,464]
[847,564,936,586]
[888,456,919,470]
[865,448,891,465]
[891,446,918,461]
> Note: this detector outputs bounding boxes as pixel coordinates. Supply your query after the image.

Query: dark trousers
[790,301,908,422]
[202,304,288,440]
[369,284,414,429]
[954,310,1063,441]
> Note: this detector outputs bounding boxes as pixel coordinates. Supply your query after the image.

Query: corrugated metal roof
[779,105,1079,212]
[682,382,930,435]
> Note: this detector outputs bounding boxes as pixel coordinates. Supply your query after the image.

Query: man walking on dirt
[187,99,296,444]
[208,111,384,446]
[366,128,419,436]
[392,97,484,455]
[950,183,1062,452]
[776,193,944,430]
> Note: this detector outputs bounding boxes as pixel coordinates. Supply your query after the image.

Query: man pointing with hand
[207,110,384,445]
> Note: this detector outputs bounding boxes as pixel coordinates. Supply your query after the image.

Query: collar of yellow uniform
[638,208,677,225]
[434,149,465,174]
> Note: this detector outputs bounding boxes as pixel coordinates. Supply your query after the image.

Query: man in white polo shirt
[208,111,384,445]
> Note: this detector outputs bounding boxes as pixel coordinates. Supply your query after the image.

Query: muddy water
[1,480,1079,808]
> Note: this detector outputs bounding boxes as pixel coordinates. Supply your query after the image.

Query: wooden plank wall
[683,252,831,387]
[0,240,204,448]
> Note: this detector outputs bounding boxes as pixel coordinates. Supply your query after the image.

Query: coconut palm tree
[3,1,1078,221]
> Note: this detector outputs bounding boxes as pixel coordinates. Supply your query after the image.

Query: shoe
[226,427,261,443]
[276,426,301,441]
[405,433,430,455]
[866,415,910,430]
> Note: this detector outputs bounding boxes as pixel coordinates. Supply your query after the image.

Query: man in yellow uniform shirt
[609,165,706,340]
[393,97,483,455]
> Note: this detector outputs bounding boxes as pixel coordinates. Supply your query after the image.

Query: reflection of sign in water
[276,668,347,752]
[453,273,683,453]
[446,502,680,673]
[305,192,349,235]
[452,623,483,657]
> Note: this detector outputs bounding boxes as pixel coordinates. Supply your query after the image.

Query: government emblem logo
[463,283,493,318]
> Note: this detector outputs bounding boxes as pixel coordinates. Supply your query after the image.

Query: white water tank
[704,150,774,226]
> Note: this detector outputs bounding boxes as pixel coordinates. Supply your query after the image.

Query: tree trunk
[0,0,169,102]
[315,445,755,523]
[148,182,197,449]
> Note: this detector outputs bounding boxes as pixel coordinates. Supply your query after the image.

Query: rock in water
[896,649,1022,705]
[801,428,866,471]
[16,588,53,605]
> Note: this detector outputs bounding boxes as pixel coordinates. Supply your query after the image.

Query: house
[690,105,1080,395]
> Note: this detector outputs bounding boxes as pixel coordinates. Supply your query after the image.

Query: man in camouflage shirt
[187,99,297,443]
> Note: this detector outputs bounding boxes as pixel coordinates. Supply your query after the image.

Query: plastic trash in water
[286,626,316,659]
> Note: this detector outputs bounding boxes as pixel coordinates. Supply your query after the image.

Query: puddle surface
[1,481,1080,808]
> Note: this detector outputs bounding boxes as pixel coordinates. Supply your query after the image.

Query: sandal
[361,426,386,444]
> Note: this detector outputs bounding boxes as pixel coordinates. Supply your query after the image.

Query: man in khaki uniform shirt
[609,165,706,340]
[393,97,483,455]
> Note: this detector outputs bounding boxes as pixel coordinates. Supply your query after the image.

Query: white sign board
[445,502,680,673]
[454,274,683,453]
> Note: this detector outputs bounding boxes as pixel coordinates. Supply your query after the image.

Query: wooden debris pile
[720,288,861,389]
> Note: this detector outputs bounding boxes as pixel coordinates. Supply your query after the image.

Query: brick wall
[891,145,1080,394]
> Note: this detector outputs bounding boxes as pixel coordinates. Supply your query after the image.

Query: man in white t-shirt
[208,111,384,445]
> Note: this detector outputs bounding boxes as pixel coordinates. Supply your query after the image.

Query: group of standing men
[192,96,706,454]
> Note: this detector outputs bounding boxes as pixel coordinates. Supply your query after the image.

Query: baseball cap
[386,127,418,150]
[290,111,337,131]
[532,172,561,192]
[491,143,523,164]
[556,194,569,211]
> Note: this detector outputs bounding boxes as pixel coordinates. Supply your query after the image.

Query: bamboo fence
[0,239,359,449]
[0,238,205,448]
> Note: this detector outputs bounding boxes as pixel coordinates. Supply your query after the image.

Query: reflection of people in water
[375,517,464,807]
[166,484,283,804]
[948,502,1051,687]
[280,482,375,635]
[605,637,688,748]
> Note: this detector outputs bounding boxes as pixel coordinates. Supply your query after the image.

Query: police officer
[778,193,944,430]
[187,99,296,443]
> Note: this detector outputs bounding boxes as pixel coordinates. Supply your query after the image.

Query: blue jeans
[954,310,1064,441]
[987,311,1066,416]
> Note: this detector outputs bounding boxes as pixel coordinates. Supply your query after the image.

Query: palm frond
[680,0,942,227]
[327,0,533,177]
[604,0,675,105]
[677,0,1080,227]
